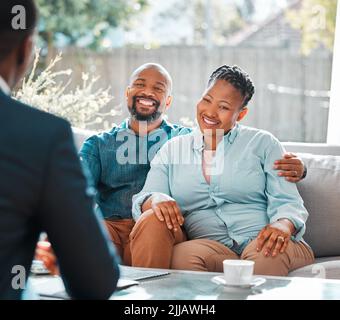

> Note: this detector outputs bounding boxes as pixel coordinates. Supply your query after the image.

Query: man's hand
[256,219,295,257]
[273,152,305,182]
[35,241,59,275]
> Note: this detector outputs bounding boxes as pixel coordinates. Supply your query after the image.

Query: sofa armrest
[282,142,340,156]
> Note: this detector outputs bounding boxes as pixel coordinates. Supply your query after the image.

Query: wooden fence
[54,46,333,142]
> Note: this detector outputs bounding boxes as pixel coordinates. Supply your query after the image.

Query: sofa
[283,142,340,280]
[72,128,340,280]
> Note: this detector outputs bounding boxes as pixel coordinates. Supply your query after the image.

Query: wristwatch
[301,165,308,179]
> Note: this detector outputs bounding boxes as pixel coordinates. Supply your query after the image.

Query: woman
[130,65,314,276]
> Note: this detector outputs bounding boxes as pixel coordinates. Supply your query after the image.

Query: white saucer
[211,276,266,290]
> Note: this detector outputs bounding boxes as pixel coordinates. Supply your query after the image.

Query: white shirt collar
[0,75,11,95]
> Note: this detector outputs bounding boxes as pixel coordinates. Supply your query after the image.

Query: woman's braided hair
[208,65,255,108]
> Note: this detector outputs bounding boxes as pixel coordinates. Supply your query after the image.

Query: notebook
[38,278,140,300]
[36,266,170,299]
[119,266,170,281]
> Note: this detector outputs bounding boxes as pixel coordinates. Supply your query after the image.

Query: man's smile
[136,97,158,107]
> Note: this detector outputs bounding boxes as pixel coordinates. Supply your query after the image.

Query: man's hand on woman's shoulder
[273,152,306,183]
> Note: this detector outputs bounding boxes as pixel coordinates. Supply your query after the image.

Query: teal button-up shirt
[79,119,191,219]
[132,123,308,254]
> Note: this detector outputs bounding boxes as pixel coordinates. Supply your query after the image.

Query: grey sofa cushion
[283,142,340,156]
[296,153,340,258]
[288,257,340,279]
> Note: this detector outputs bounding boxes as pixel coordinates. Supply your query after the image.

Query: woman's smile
[201,115,221,127]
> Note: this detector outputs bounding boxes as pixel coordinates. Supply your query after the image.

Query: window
[328,0,340,144]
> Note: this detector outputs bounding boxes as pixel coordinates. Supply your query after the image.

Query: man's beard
[129,96,162,123]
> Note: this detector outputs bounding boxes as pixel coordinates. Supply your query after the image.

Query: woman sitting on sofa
[130,65,315,276]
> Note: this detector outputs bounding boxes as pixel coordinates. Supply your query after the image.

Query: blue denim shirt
[132,124,308,254]
[79,118,191,219]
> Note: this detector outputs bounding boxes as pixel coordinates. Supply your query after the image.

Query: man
[79,63,306,266]
[0,0,119,299]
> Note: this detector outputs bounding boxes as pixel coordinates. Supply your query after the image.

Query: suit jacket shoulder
[0,92,71,143]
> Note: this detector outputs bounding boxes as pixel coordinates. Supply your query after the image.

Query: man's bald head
[126,63,173,124]
[129,63,173,95]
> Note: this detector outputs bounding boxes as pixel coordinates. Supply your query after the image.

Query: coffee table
[30,266,340,300]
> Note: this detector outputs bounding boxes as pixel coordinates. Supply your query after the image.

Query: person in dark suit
[0,0,120,299]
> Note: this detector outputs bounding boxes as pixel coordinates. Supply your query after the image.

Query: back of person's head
[0,0,38,61]
[208,65,255,108]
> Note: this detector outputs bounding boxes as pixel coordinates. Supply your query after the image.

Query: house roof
[227,0,302,47]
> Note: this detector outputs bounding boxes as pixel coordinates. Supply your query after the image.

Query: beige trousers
[105,219,135,266]
[130,212,315,276]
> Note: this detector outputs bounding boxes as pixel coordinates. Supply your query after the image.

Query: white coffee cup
[223,259,255,286]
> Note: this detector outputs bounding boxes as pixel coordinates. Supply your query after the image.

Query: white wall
[327,1,340,144]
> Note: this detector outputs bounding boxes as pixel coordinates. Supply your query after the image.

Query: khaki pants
[130,211,186,268]
[105,219,135,266]
[130,211,315,276]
